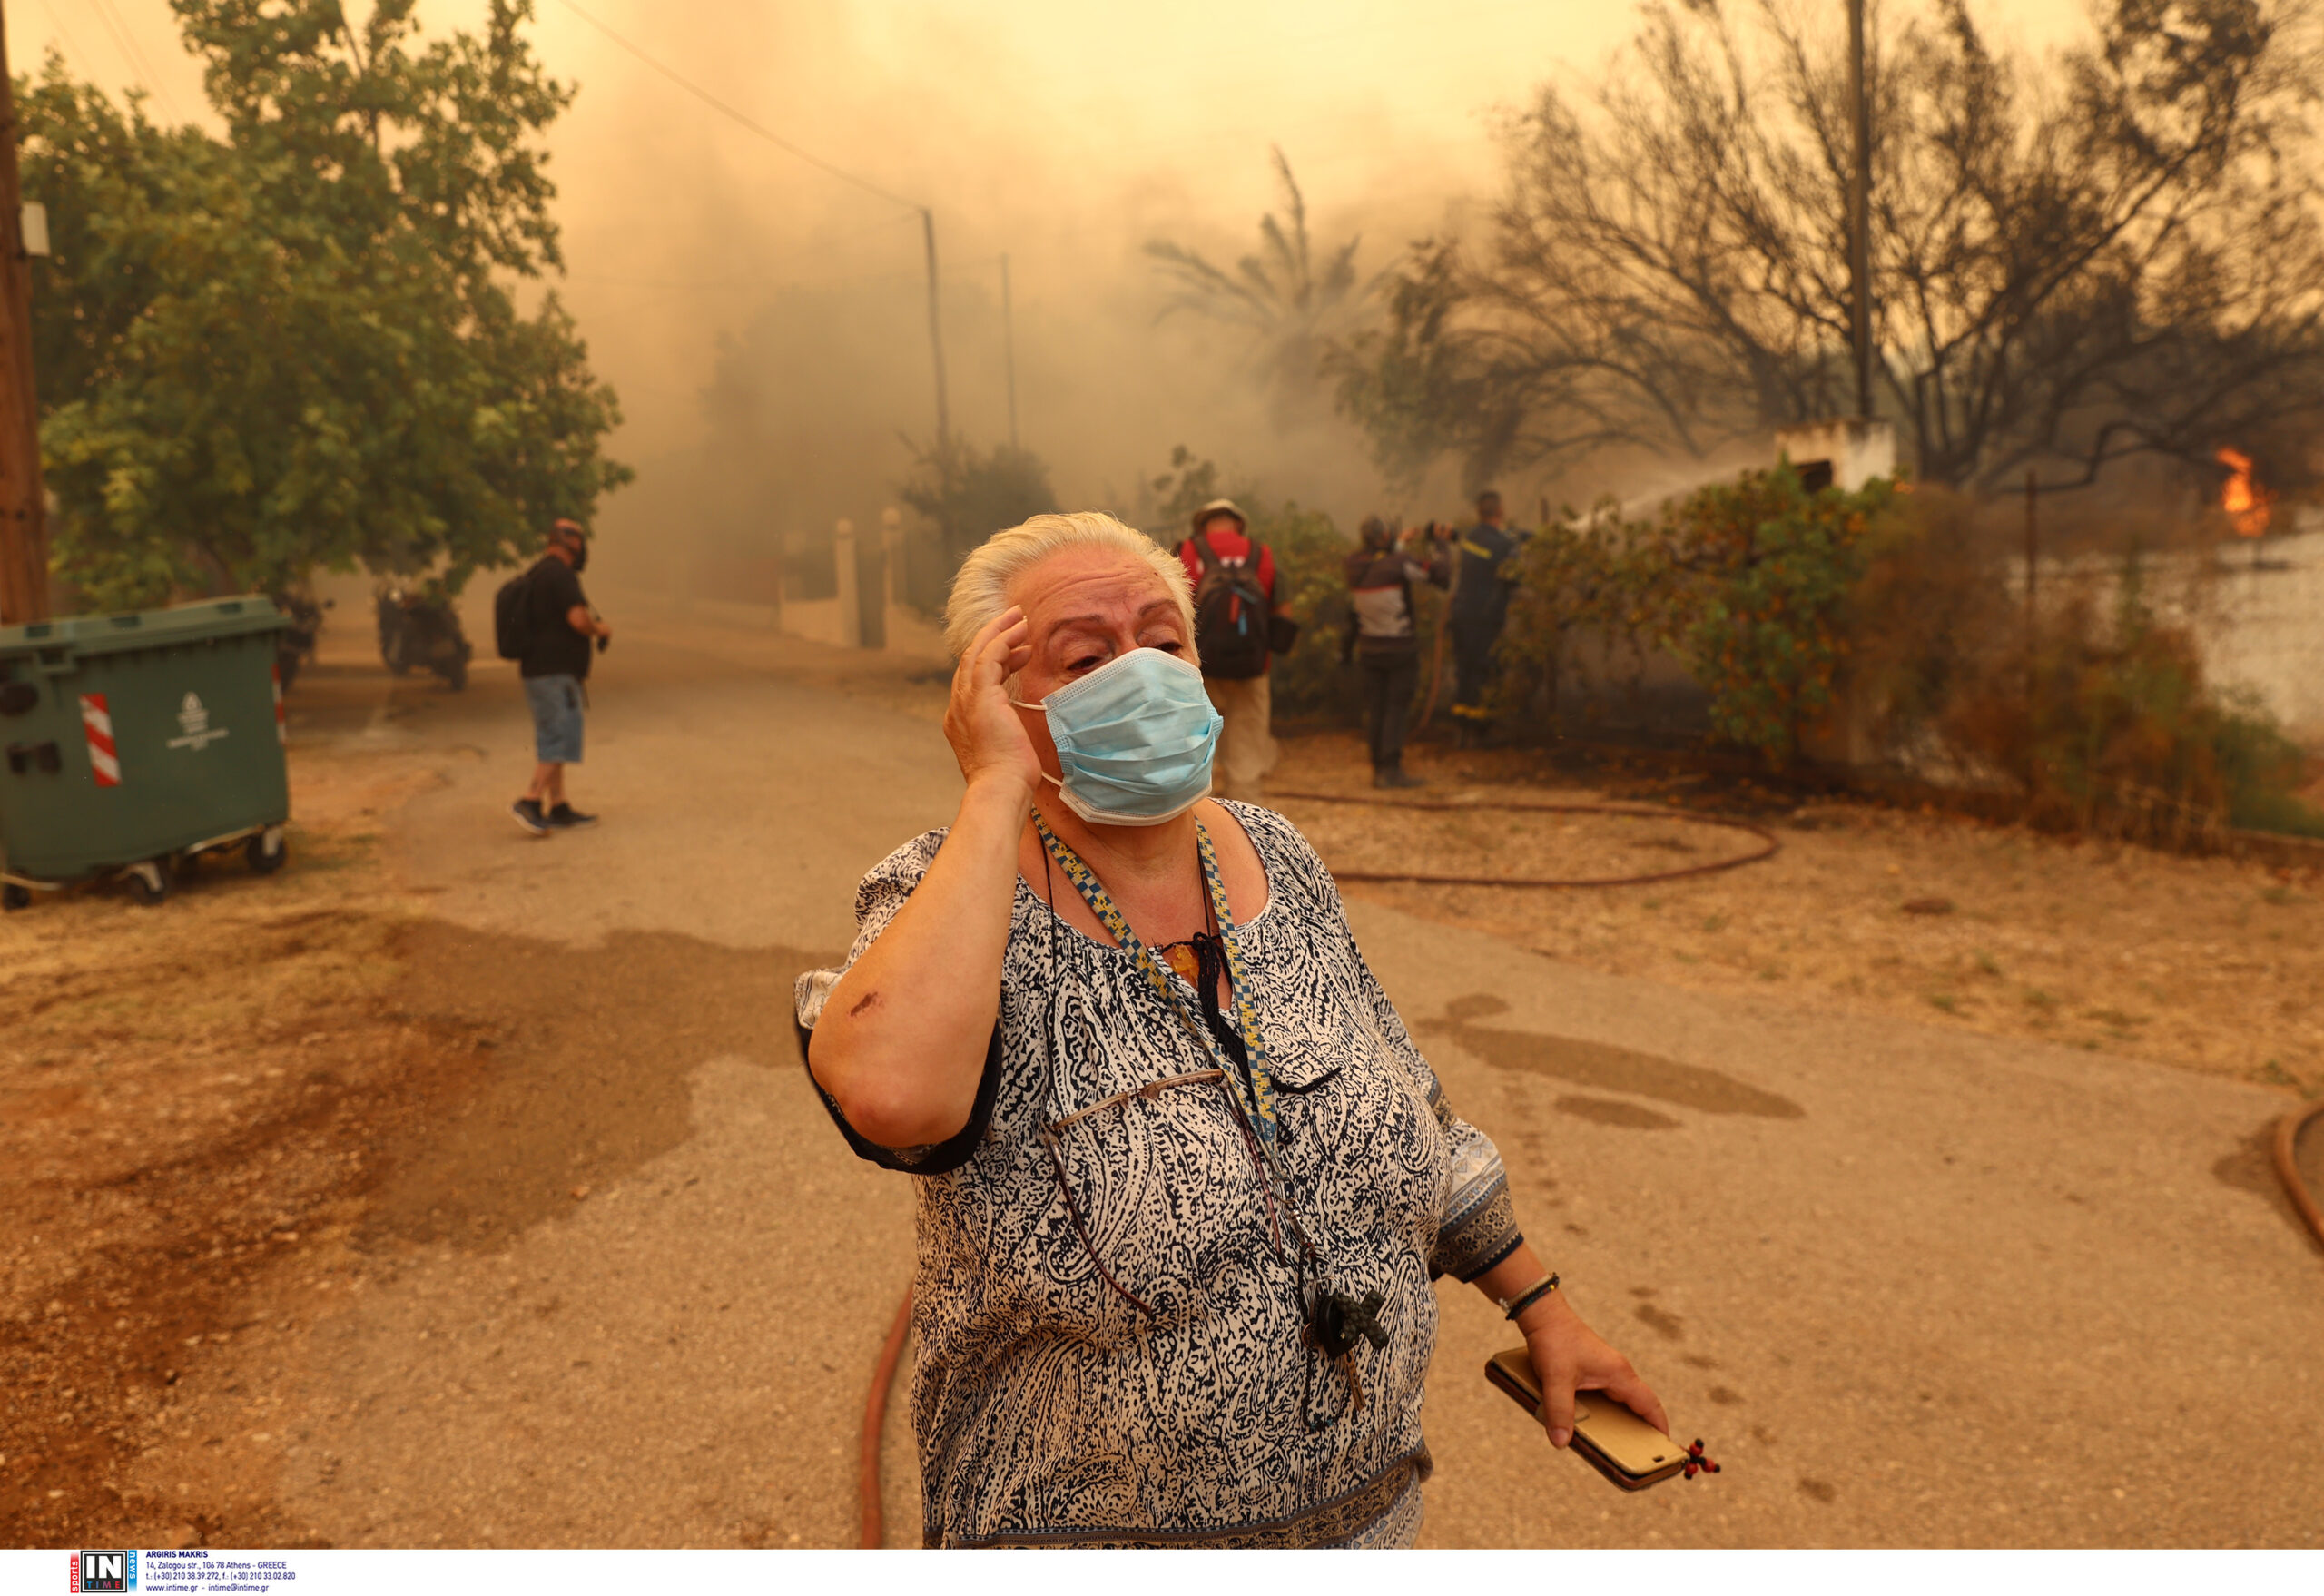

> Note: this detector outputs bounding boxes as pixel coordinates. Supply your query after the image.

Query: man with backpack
[1343,516,1452,788]
[1175,498,1290,803]
[497,518,613,835]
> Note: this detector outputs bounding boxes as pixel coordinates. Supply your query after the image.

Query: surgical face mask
[1013,647,1222,826]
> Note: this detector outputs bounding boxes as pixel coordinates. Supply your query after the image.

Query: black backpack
[1187,533,1272,680]
[493,564,539,662]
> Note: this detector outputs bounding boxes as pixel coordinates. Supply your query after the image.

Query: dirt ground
[1272,732,2324,1099]
[5,625,2319,1550]
[1,725,462,1547]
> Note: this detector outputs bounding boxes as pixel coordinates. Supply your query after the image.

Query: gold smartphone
[1485,1347,1689,1491]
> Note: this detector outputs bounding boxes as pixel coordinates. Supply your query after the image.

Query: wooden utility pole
[1846,0,1874,421]
[0,1,50,625]
[1000,251,1019,451]
[920,207,950,451]
[2024,468,2040,805]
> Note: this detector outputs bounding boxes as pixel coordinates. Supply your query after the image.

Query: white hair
[942,510,1196,661]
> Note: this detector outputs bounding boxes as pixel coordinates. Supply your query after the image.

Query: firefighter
[1448,489,1527,747]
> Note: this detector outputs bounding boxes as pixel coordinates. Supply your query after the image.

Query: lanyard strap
[1032,813,1281,1151]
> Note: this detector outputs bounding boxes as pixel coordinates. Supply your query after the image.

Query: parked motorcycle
[271,589,330,691]
[376,581,472,690]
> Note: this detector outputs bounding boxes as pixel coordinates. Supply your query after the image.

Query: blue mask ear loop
[1009,689,1067,793]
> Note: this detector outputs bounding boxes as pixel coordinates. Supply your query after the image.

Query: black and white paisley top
[793,802,1521,1549]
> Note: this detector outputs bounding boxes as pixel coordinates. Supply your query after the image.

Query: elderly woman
[796,512,1665,1548]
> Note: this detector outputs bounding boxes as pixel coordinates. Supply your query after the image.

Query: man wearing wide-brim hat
[1173,498,1289,803]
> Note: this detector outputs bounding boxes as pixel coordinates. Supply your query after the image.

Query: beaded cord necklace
[1031,812,1283,1158]
[1030,811,1379,1429]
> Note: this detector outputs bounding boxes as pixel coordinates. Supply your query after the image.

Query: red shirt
[1177,526,1276,600]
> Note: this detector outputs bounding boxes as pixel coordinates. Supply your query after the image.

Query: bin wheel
[173,850,201,882]
[248,830,288,875]
[126,862,169,905]
[2,882,29,911]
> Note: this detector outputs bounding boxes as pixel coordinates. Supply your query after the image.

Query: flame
[2218,446,2272,537]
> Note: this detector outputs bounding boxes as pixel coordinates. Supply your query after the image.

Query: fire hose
[2276,1098,2324,1254]
[855,789,1778,1543]
[1269,791,1781,888]
[859,1285,913,1548]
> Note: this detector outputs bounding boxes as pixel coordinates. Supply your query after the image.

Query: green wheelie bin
[0,596,292,909]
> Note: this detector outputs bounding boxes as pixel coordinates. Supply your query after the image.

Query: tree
[899,435,1058,565]
[1145,147,1373,417]
[21,0,628,609]
[1338,0,2324,498]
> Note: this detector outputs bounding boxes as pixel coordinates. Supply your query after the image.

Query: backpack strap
[1189,531,1222,572]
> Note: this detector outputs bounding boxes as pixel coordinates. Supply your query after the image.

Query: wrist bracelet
[1499,1273,1561,1321]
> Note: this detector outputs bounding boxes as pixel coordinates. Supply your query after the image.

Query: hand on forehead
[1008,546,1188,695]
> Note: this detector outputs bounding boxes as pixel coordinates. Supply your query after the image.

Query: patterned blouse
[793,802,1521,1548]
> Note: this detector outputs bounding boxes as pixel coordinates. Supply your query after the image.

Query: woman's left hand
[1517,1292,1669,1449]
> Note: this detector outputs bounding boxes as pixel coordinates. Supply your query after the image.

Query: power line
[34,0,94,77]
[82,0,181,121]
[552,0,921,215]
[561,211,920,291]
[72,0,145,94]
[554,0,953,445]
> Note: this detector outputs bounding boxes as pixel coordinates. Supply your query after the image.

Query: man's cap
[551,517,586,538]
[1474,488,1502,506]
[1193,498,1246,530]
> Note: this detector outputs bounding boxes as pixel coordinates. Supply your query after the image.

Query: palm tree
[1145,147,1371,409]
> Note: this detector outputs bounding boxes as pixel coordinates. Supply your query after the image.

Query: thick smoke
[37,0,2103,596]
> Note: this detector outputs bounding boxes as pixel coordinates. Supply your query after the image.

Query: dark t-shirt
[520,555,592,680]
[1451,521,1523,633]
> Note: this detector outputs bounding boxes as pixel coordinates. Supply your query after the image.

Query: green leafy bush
[1942,569,2324,842]
[1504,463,1894,764]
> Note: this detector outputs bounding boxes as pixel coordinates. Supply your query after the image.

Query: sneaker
[547,803,598,830]
[511,797,549,836]
[1373,766,1427,790]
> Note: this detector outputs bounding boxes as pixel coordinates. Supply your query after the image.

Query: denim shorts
[525,673,585,764]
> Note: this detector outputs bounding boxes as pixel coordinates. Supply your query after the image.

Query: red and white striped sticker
[80,693,120,786]
[271,662,286,744]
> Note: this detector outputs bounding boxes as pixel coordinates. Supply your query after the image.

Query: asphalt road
[233,602,2323,1548]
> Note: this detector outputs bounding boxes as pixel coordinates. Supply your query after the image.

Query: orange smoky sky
[15,1,2104,539]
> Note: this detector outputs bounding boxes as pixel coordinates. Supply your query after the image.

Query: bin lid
[0,595,290,660]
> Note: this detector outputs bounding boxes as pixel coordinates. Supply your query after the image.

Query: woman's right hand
[944,605,1040,799]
